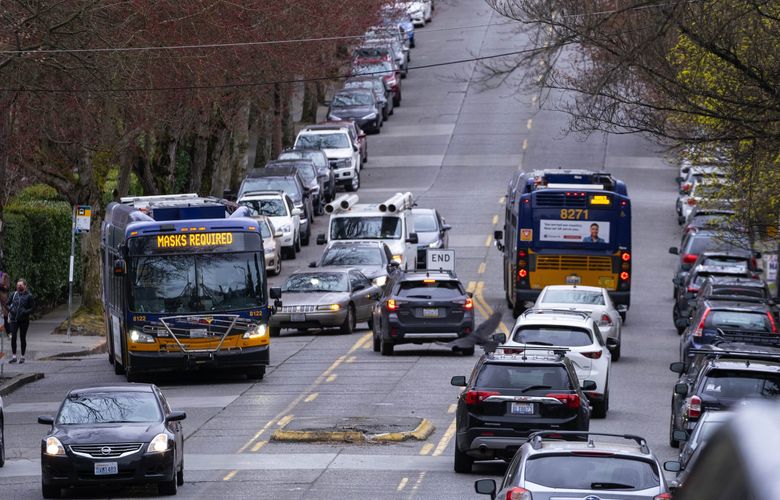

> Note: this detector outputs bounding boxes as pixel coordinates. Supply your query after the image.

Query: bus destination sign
[156,232,234,249]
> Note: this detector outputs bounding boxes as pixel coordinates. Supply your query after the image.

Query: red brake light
[767,312,777,333]
[688,395,702,419]
[464,298,474,310]
[581,351,603,359]
[386,299,398,311]
[682,253,698,264]
[654,494,674,500]
[619,271,630,281]
[687,286,699,293]
[518,250,527,258]
[545,393,581,409]
[464,390,500,406]
[598,313,613,326]
[621,252,631,262]
[518,269,528,278]
[693,308,710,337]
[506,488,533,500]
[687,197,697,206]
[681,182,692,192]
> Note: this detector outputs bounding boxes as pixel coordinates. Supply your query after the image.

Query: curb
[271,418,435,444]
[39,339,107,361]
[0,372,45,396]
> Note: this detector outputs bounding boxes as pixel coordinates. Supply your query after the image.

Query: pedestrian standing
[8,278,34,364]
[0,263,9,333]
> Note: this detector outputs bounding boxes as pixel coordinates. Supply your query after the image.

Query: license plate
[94,462,118,475]
[291,313,306,322]
[510,402,534,415]
[422,308,439,318]
[566,275,581,285]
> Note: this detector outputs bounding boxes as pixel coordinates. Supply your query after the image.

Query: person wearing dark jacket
[8,278,34,364]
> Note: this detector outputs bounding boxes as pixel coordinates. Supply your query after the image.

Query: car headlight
[334,158,350,168]
[45,437,66,456]
[362,113,377,120]
[129,329,155,344]
[147,433,170,453]
[372,275,387,287]
[243,323,268,339]
[316,304,341,311]
[392,254,403,263]
[278,224,292,233]
[428,240,442,248]
[264,246,275,254]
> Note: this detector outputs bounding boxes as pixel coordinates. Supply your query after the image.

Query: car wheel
[592,390,608,418]
[610,341,621,362]
[453,441,473,473]
[41,482,60,499]
[270,326,281,338]
[461,346,475,356]
[0,415,5,468]
[158,475,177,495]
[380,338,394,356]
[619,311,627,324]
[177,461,184,486]
[294,235,302,253]
[345,172,360,192]
[669,409,680,448]
[272,256,282,276]
[373,333,381,352]
[382,108,388,120]
[340,305,356,334]
[301,229,310,247]
[246,365,265,380]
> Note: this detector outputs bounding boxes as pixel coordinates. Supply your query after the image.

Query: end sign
[426,249,455,271]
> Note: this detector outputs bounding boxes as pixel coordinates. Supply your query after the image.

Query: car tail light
[597,313,613,327]
[464,390,500,406]
[682,253,698,264]
[687,286,699,293]
[688,395,702,419]
[681,182,692,192]
[687,197,697,206]
[545,393,581,409]
[386,299,398,311]
[581,351,603,359]
[693,308,711,337]
[768,312,778,333]
[463,298,474,310]
[654,494,673,500]
[505,488,533,500]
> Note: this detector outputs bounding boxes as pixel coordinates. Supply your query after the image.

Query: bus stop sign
[426,249,455,271]
[75,205,92,233]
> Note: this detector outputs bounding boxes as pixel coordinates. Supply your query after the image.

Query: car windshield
[701,370,780,399]
[283,273,348,293]
[333,92,374,107]
[397,281,463,299]
[57,392,162,424]
[702,257,748,270]
[241,178,299,199]
[330,216,402,240]
[413,212,438,232]
[352,62,392,76]
[541,289,605,305]
[296,133,351,149]
[686,234,747,255]
[524,455,660,490]
[476,364,572,390]
[130,252,266,313]
[512,326,593,347]
[240,198,287,217]
[322,247,384,266]
[706,310,772,331]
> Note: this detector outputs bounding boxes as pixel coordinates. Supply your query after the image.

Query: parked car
[256,216,282,276]
[269,269,381,336]
[344,76,394,120]
[0,394,4,468]
[673,264,755,332]
[294,125,361,192]
[278,148,336,203]
[38,384,186,497]
[266,159,325,216]
[351,59,402,106]
[327,89,383,134]
[238,191,302,259]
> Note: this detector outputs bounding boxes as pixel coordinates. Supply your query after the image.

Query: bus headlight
[243,323,268,339]
[147,433,170,453]
[129,329,156,344]
[45,437,66,456]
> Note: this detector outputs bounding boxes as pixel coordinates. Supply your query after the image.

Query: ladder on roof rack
[521,308,591,319]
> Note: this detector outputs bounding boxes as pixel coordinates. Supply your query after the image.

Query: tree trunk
[271,83,283,157]
[230,98,252,193]
[301,82,318,123]
[209,127,231,197]
[116,149,132,199]
[190,114,210,194]
[281,84,295,148]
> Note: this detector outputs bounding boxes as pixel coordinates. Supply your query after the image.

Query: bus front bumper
[128,345,269,373]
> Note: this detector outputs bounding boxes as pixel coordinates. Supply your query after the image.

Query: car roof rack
[690,344,780,363]
[521,308,591,320]
[711,330,780,346]
[528,431,650,454]
[490,345,570,361]
[705,294,767,303]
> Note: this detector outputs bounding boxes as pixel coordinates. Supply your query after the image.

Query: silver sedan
[270,269,381,337]
[533,285,625,360]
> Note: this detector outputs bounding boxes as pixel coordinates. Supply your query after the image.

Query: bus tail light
[619,272,629,281]
[518,269,528,279]
[621,252,631,262]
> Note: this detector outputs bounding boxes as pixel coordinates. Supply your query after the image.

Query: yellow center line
[433,419,456,456]
[222,470,237,481]
[326,373,338,382]
[522,138,528,150]
[466,281,476,293]
[304,393,319,403]
[412,471,426,490]
[236,333,371,453]
[277,414,294,427]
[346,355,357,363]
[419,443,434,455]
[491,214,499,225]
[448,403,457,414]
[484,235,492,247]
[251,440,267,452]
[526,118,533,129]
[499,196,506,205]
[397,477,409,491]
[477,262,486,274]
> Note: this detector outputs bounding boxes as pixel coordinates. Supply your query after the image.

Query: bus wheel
[114,359,125,375]
[125,368,140,383]
[269,326,281,337]
[247,366,265,380]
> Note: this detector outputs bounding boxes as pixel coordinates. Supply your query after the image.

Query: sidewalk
[1,298,106,376]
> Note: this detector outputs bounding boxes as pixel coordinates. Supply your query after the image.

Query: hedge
[3,185,80,313]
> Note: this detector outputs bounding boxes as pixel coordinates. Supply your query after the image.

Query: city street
[0,1,682,498]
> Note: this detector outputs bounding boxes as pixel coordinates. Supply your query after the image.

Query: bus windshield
[330,216,402,240]
[130,252,266,313]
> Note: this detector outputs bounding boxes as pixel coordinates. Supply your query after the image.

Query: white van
[316,193,418,270]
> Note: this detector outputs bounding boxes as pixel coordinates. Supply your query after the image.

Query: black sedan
[327,89,383,133]
[38,384,186,497]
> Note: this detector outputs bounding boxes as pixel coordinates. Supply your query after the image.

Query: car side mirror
[673,430,689,443]
[442,224,452,232]
[606,338,619,349]
[37,415,54,425]
[664,461,683,473]
[113,258,127,276]
[406,233,419,244]
[270,287,282,300]
[166,411,187,423]
[474,478,497,497]
[670,362,686,374]
[450,376,467,387]
[669,247,679,255]
[316,234,327,245]
[274,230,283,238]
[309,261,318,268]
[617,304,628,313]
[387,261,401,273]
[491,333,507,345]
[582,380,597,391]
[292,208,303,216]
[674,383,689,396]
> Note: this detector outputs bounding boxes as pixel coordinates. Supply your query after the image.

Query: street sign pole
[67,205,92,343]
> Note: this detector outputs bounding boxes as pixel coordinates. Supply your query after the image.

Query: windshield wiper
[521,385,552,393]
[591,482,634,490]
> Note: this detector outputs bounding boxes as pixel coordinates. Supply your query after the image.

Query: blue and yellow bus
[495,170,632,317]
[101,194,273,381]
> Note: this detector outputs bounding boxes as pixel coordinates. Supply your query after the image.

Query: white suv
[294,127,361,192]
[500,309,612,418]
[238,191,302,259]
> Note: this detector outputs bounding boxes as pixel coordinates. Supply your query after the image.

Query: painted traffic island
[272,416,434,443]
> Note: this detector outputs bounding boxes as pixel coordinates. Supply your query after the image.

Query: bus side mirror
[270,287,282,300]
[113,259,127,276]
[493,230,504,252]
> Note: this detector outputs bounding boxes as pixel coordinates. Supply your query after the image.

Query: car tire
[610,342,621,362]
[382,108,389,120]
[453,442,473,473]
[592,390,608,418]
[669,410,680,448]
[461,346,475,356]
[294,235,302,253]
[177,462,184,486]
[270,326,281,338]
[41,483,60,499]
[345,172,360,192]
[380,338,394,356]
[0,415,5,468]
[247,365,265,380]
[301,229,310,247]
[158,476,177,495]
[272,257,282,276]
[619,311,627,324]
[373,333,381,352]
[340,305,356,334]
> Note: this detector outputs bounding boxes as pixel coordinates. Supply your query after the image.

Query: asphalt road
[0,1,682,498]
